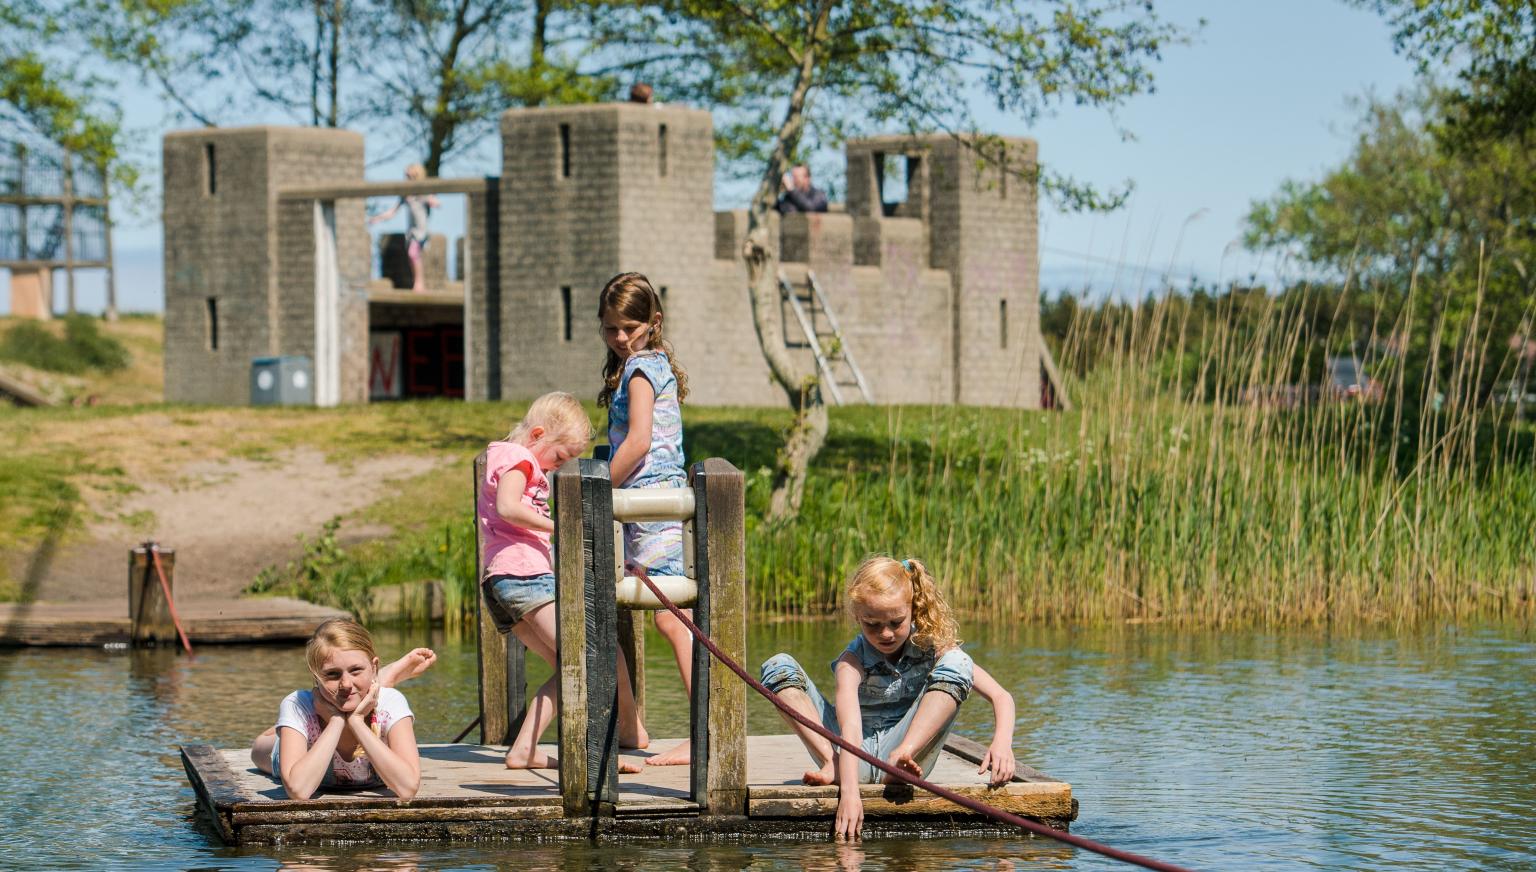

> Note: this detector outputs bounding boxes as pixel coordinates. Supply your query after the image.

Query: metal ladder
[777,269,874,404]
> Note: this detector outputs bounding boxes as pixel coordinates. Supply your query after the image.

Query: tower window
[206,297,219,350]
[559,124,572,178]
[999,299,1008,349]
[658,124,668,177]
[560,286,572,341]
[204,143,217,196]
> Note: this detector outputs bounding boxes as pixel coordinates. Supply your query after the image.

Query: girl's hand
[980,741,1016,787]
[834,792,863,841]
[312,686,345,723]
[348,680,381,725]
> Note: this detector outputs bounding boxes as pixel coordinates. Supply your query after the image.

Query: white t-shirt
[274,687,414,787]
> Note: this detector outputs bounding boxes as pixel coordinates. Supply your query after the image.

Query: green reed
[741,287,1536,626]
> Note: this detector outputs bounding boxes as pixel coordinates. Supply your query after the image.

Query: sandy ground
[20,448,447,603]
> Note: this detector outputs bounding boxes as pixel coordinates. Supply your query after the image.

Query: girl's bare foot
[619,723,650,750]
[379,648,437,688]
[644,739,690,766]
[802,762,836,785]
[620,759,644,774]
[505,748,557,770]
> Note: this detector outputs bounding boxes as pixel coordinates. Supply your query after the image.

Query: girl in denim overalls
[760,556,1018,840]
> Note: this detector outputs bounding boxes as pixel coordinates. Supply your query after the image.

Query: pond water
[1,620,1532,870]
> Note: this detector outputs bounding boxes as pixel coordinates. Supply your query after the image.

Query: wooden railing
[474,455,747,818]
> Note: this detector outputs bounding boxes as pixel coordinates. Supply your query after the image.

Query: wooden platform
[0,597,349,646]
[182,735,1076,845]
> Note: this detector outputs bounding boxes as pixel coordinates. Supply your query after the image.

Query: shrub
[0,316,130,374]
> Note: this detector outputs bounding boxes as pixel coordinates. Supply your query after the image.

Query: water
[1,620,1532,870]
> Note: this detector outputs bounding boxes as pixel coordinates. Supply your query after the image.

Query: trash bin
[251,356,314,406]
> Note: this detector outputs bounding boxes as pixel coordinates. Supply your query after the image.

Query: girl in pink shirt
[479,392,641,772]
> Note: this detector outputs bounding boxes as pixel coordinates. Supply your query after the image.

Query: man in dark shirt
[776,165,829,213]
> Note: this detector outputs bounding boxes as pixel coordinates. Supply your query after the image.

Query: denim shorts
[759,651,968,783]
[482,573,556,633]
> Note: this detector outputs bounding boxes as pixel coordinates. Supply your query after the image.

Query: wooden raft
[182,734,1075,845]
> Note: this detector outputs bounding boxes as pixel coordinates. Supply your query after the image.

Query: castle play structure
[161,102,1065,410]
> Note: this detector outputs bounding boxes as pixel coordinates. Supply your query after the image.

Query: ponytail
[904,558,960,654]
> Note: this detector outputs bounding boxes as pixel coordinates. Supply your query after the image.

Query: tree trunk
[327,0,342,127]
[739,0,836,521]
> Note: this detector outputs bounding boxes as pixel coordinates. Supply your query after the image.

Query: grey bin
[251,356,314,406]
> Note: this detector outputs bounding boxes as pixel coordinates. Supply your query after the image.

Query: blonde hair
[847,556,960,654]
[507,391,592,451]
[597,272,689,407]
[405,163,426,181]
[306,618,378,676]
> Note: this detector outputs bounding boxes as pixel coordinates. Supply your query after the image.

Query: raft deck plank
[0,597,350,646]
[184,736,1075,845]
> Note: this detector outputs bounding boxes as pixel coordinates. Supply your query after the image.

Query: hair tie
[900,559,912,571]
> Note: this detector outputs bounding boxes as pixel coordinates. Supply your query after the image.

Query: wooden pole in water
[128,545,176,646]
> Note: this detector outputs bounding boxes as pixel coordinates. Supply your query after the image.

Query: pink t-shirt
[479,441,553,577]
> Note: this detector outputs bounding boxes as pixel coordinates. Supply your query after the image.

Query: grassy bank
[3,312,1531,625]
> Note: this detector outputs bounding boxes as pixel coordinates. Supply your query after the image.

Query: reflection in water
[0,622,1532,870]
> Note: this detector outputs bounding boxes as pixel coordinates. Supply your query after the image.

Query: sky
[5,0,1419,315]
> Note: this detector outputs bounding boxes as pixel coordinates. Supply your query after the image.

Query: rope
[145,541,193,655]
[630,567,1194,872]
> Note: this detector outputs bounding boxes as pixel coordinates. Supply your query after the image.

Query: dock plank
[185,736,1074,844]
[1,597,349,646]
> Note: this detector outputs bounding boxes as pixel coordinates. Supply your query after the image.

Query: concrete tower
[846,135,1041,407]
[162,127,364,404]
[496,103,717,401]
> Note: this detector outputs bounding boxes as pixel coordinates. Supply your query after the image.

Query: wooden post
[556,458,621,814]
[554,459,589,815]
[128,545,176,646]
[579,460,620,811]
[475,450,527,745]
[690,459,748,815]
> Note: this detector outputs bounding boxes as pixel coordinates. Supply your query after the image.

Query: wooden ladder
[777,269,874,405]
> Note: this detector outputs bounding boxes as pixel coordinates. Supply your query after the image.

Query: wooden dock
[0,597,349,646]
[182,735,1076,845]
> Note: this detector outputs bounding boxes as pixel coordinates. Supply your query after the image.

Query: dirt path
[24,448,447,603]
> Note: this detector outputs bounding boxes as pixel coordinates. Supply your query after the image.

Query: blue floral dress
[607,350,686,575]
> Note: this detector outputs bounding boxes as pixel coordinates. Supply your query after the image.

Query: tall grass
[742,283,1536,625]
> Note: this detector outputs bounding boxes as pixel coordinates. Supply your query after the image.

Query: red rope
[631,567,1194,872]
[146,542,194,655]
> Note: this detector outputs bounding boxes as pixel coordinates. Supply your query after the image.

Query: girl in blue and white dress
[597,271,693,766]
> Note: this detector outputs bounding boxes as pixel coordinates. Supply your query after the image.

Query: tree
[602,0,1191,519]
[2,1,125,174]
[1244,89,1536,415]
[72,0,615,173]
[1361,0,1536,143]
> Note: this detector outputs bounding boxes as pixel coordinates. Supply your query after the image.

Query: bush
[0,316,129,374]
[64,316,129,372]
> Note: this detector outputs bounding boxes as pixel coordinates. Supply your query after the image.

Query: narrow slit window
[999,299,1008,349]
[659,286,668,309]
[204,143,217,196]
[999,148,1008,200]
[658,124,668,177]
[206,297,219,350]
[560,286,572,342]
[559,124,571,178]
